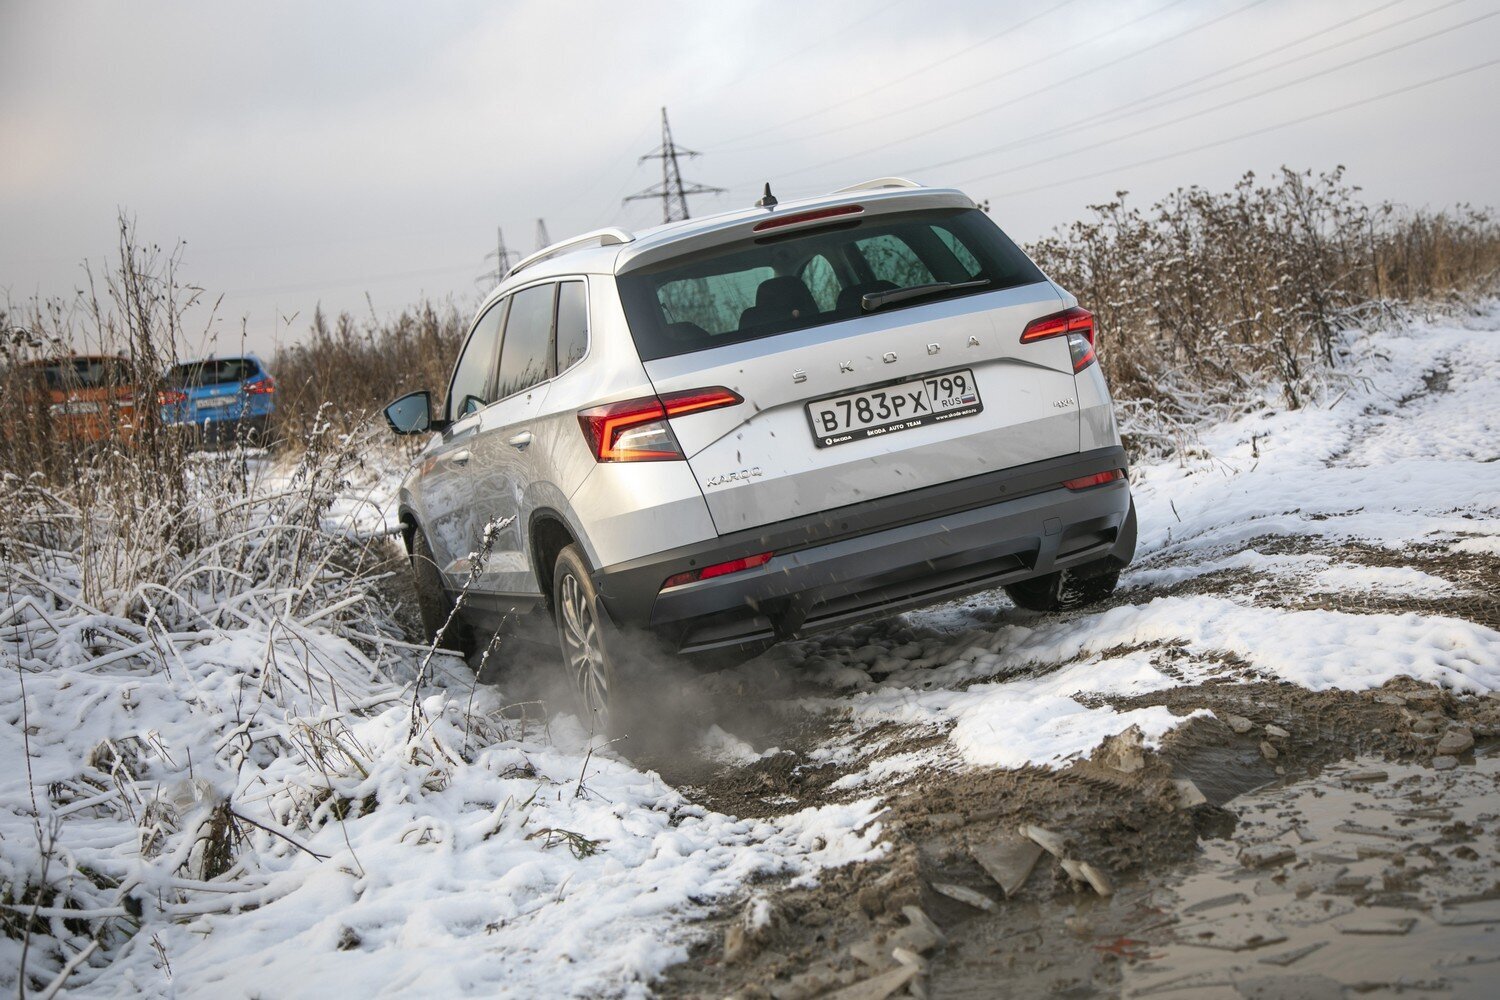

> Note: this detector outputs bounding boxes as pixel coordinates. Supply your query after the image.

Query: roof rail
[507,227,635,278]
[832,177,925,194]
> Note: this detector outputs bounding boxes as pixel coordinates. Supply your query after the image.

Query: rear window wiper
[862,278,991,313]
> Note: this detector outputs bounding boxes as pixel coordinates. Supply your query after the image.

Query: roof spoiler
[507,227,635,278]
[831,177,925,194]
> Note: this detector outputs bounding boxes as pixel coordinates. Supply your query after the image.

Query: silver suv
[385,179,1135,728]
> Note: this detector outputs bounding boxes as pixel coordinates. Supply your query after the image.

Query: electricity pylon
[625,107,724,224]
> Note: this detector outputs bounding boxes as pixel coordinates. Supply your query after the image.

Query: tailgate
[644,282,1078,534]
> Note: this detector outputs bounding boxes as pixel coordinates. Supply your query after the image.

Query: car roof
[19,354,123,367]
[475,179,975,311]
[174,353,263,366]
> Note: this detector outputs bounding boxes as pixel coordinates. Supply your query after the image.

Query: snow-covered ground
[4,302,1498,997]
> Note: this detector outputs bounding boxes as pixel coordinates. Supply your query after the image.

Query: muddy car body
[386,179,1135,726]
[7,355,141,445]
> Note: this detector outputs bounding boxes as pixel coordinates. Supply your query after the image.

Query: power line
[624,107,725,223]
[706,0,912,99]
[742,0,1273,188]
[706,0,1082,148]
[905,0,1468,178]
[586,2,914,226]
[715,0,1195,155]
[932,8,1498,187]
[968,56,1500,197]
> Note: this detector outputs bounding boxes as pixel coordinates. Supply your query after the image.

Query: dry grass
[268,301,467,443]
[1024,167,1500,442]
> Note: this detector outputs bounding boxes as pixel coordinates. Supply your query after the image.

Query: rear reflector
[1067,334,1096,373]
[662,551,773,590]
[579,386,743,462]
[1062,469,1123,491]
[752,204,863,233]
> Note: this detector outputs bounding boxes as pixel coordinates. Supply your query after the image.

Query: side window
[855,234,934,287]
[496,283,555,399]
[447,299,505,421]
[932,226,982,278]
[555,281,588,373]
[800,255,842,313]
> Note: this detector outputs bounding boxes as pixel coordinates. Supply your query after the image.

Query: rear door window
[448,299,505,421]
[616,208,1044,361]
[496,283,555,399]
[554,280,589,373]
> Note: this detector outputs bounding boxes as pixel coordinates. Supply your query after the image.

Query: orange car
[8,355,143,444]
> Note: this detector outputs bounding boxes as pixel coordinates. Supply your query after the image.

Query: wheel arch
[397,506,420,554]
[529,508,580,619]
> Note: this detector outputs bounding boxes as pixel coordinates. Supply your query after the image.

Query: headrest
[753,276,819,320]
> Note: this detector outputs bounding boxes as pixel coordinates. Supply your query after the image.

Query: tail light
[578,386,742,463]
[158,389,187,405]
[1021,307,1096,372]
[1062,469,1123,491]
[245,376,275,395]
[662,551,773,590]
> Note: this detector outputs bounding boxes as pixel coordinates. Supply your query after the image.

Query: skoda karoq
[385,179,1135,731]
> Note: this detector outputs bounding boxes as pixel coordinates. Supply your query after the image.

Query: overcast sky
[3,0,1497,358]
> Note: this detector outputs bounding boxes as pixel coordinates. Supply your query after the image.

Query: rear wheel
[552,544,616,736]
[409,527,474,654]
[1005,563,1121,613]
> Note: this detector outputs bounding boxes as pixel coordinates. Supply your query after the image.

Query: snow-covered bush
[1026,166,1500,451]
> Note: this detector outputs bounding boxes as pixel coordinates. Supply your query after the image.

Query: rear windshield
[31,357,130,390]
[169,357,260,387]
[616,208,1044,361]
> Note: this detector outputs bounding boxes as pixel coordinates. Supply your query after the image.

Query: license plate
[806,368,983,448]
[51,401,100,416]
[197,395,235,409]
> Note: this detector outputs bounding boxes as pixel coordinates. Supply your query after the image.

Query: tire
[1005,563,1121,613]
[551,544,619,736]
[409,527,474,654]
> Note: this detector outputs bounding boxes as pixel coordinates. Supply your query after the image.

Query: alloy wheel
[558,571,610,729]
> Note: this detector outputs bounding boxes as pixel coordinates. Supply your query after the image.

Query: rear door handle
[448,449,471,467]
[507,432,533,450]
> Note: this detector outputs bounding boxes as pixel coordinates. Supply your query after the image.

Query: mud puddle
[657,683,1500,999]
[929,750,1500,999]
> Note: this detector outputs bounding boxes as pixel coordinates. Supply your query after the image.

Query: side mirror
[384,390,442,435]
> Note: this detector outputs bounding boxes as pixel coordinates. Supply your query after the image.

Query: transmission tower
[480,226,520,286]
[534,218,551,251]
[624,107,725,224]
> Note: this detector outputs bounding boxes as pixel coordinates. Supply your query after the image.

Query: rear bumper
[594,446,1133,656]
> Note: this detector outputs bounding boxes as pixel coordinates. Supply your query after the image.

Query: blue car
[161,354,276,445]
